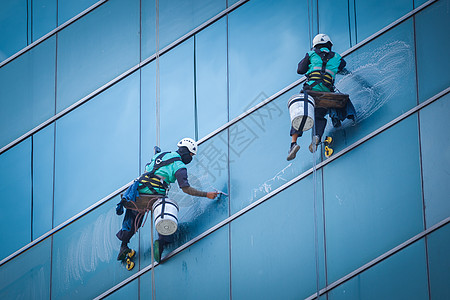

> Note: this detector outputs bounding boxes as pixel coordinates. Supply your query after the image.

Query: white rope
[151,1,160,298]
[150,209,156,300]
[155,0,160,147]
[312,132,321,299]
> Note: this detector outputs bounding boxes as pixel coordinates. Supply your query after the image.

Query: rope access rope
[312,132,321,299]
[155,0,160,147]
[152,0,160,297]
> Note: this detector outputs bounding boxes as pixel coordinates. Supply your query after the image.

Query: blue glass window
[32,0,57,41]
[140,226,230,299]
[53,72,140,226]
[141,0,225,60]
[158,38,195,150]
[32,124,55,239]
[355,0,412,43]
[323,115,423,282]
[104,278,138,299]
[0,36,56,149]
[328,240,429,300]
[419,93,450,227]
[58,0,99,25]
[0,238,51,299]
[140,64,158,172]
[318,0,352,52]
[195,17,228,138]
[56,0,140,113]
[0,0,27,62]
[414,0,428,8]
[231,176,326,299]
[51,199,129,299]
[427,224,450,299]
[0,139,32,261]
[415,0,450,102]
[228,0,309,120]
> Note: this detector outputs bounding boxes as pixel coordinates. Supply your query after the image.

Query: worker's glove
[116,202,124,215]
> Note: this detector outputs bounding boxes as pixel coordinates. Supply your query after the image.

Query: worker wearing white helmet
[116,138,218,264]
[287,34,349,161]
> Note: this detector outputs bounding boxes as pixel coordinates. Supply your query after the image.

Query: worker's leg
[153,233,174,263]
[309,107,328,153]
[116,209,142,260]
[287,127,303,161]
[314,107,328,141]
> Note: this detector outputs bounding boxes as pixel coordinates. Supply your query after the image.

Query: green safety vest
[138,152,187,195]
[305,47,343,92]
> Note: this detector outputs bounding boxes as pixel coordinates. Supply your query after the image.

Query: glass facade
[0,0,449,299]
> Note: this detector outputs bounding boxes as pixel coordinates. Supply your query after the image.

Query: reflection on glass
[195,17,228,139]
[140,64,158,173]
[318,0,352,52]
[415,0,450,102]
[0,0,27,62]
[32,0,57,41]
[328,240,428,300]
[104,277,138,300]
[419,94,450,228]
[0,238,51,299]
[0,138,32,261]
[159,38,195,150]
[52,199,128,299]
[33,124,55,239]
[355,0,411,42]
[141,0,224,60]
[323,116,423,283]
[53,72,140,226]
[427,224,450,300]
[231,177,326,299]
[0,36,56,149]
[58,0,99,25]
[141,226,230,299]
[228,0,309,120]
[158,0,225,49]
[56,0,140,112]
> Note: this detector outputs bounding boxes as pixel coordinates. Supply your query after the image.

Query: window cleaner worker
[287,33,347,161]
[116,138,218,263]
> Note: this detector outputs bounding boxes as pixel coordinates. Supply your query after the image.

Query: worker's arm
[337,56,347,74]
[175,168,218,199]
[297,53,310,75]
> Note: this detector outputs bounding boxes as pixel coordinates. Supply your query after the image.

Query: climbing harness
[138,152,181,193]
[306,49,336,92]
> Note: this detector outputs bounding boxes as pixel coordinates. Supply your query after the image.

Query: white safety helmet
[177,138,198,155]
[312,33,333,47]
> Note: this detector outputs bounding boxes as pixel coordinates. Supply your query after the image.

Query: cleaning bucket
[152,198,179,235]
[288,93,315,131]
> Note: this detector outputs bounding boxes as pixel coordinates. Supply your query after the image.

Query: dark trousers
[290,107,328,141]
[116,208,175,246]
[116,209,142,244]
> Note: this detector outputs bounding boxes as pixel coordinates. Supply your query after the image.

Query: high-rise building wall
[0,0,449,299]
